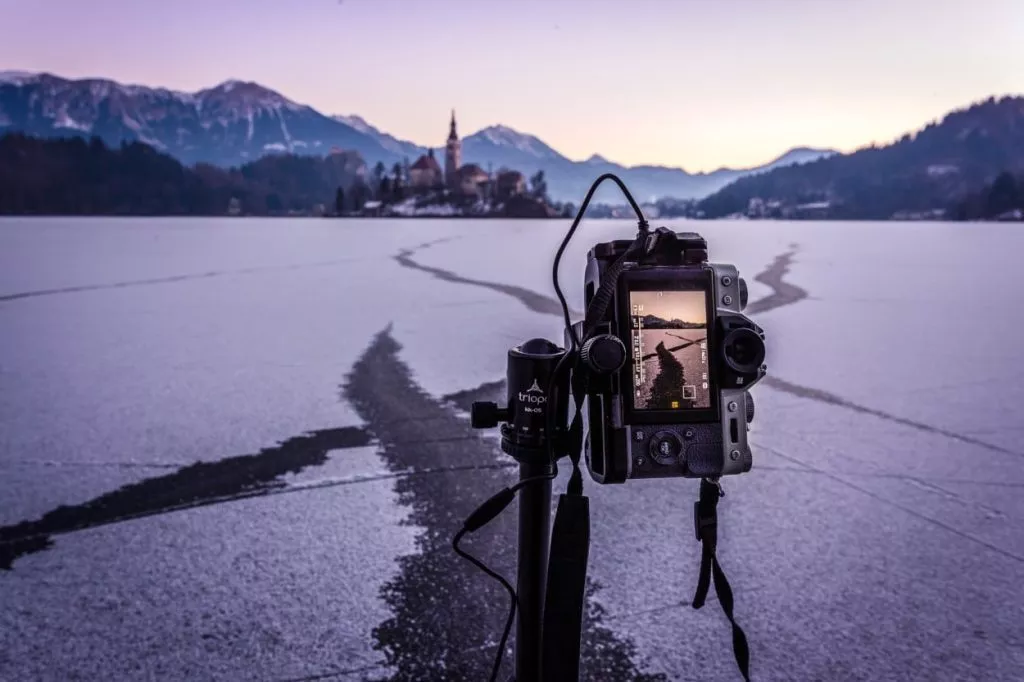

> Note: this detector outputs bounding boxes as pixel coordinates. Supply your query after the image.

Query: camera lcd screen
[629,290,711,410]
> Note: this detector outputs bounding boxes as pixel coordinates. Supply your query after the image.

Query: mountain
[457,124,834,202]
[331,114,424,161]
[0,72,404,168]
[0,71,834,201]
[640,315,705,330]
[698,96,1024,220]
[0,132,366,215]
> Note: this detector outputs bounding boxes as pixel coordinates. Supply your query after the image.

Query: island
[0,111,573,219]
[329,112,572,219]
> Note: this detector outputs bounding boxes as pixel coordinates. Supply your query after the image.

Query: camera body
[577,231,766,484]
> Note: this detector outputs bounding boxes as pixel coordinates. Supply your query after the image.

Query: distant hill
[0,72,392,169]
[697,96,1024,220]
[456,124,834,203]
[640,315,705,330]
[0,71,833,202]
[0,133,366,215]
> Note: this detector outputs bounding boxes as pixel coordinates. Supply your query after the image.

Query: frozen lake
[1,216,1023,681]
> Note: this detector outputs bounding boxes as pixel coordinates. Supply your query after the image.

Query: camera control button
[634,430,646,441]
[649,430,684,466]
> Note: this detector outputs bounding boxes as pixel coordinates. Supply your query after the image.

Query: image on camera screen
[629,290,711,410]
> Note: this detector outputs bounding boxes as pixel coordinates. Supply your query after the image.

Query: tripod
[514,457,555,681]
[467,336,591,682]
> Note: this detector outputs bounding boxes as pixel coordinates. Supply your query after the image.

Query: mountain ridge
[0,70,835,200]
[696,95,1024,220]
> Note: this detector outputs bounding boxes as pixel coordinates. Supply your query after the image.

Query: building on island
[496,170,526,200]
[445,110,461,190]
[406,111,528,201]
[457,163,490,198]
[409,149,443,189]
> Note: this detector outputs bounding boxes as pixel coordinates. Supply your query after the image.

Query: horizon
[2,67,853,172]
[1,0,1021,171]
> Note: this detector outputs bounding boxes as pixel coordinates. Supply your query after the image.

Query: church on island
[408,111,526,201]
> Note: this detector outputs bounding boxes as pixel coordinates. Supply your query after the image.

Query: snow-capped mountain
[455,122,834,202]
[464,125,565,162]
[0,71,835,200]
[0,72,405,167]
[331,114,424,160]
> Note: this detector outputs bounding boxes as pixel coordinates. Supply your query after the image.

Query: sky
[1,0,1021,171]
[631,291,706,325]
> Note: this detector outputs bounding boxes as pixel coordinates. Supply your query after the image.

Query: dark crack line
[2,459,183,470]
[345,325,667,681]
[0,449,525,570]
[738,245,1021,459]
[785,449,1024,565]
[393,239,582,318]
[752,444,1024,563]
[761,375,1022,458]
[0,257,367,303]
[0,426,374,570]
[744,247,809,316]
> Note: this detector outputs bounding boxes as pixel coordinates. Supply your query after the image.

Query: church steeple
[445,109,462,189]
[448,109,458,141]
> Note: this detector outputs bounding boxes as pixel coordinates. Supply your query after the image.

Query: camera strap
[693,478,751,681]
[541,368,590,680]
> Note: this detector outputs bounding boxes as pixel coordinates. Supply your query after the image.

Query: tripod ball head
[469,337,570,463]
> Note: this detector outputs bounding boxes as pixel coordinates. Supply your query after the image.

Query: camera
[463,178,763,682]
[573,229,766,483]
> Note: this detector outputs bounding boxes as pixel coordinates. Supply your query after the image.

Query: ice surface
[1,217,1023,681]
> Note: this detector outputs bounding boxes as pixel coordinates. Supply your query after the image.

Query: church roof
[458,163,487,178]
[411,153,442,172]
[497,169,525,182]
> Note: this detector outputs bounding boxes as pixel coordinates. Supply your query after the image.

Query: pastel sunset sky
[2,0,1021,170]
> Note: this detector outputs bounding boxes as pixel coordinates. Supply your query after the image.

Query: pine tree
[335,186,345,215]
[530,170,549,202]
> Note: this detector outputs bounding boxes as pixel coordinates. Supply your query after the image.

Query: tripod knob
[580,334,627,374]
[471,401,508,429]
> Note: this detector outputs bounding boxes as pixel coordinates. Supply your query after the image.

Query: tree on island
[373,161,386,187]
[379,175,392,200]
[350,179,372,212]
[335,186,346,215]
[987,171,1019,217]
[391,164,405,201]
[530,170,549,203]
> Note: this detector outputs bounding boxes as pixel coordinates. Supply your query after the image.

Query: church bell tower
[445,109,461,189]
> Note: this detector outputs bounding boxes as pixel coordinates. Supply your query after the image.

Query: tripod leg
[515,460,554,681]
